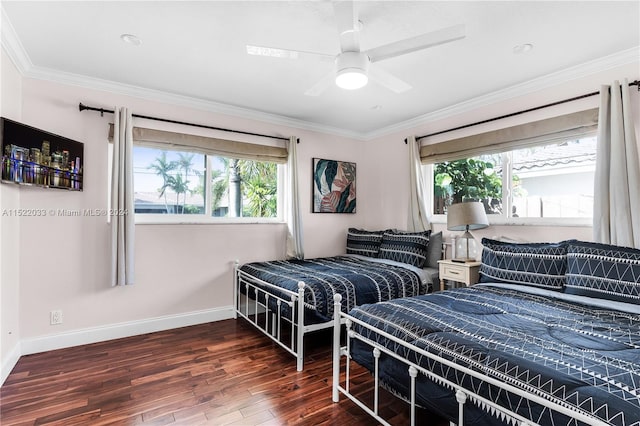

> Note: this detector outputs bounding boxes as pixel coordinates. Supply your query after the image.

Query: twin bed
[235,232,640,425]
[234,228,441,371]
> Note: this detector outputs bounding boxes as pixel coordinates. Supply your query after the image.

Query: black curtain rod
[406,79,640,143]
[78,103,295,142]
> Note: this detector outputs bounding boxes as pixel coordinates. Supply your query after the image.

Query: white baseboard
[19,305,235,357]
[1,342,22,386]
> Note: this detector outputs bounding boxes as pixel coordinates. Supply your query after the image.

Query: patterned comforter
[238,255,429,322]
[349,284,640,426]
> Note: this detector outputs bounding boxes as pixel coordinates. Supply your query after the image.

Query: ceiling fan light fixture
[336,69,368,90]
[335,51,370,90]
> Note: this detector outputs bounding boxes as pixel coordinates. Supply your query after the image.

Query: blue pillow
[565,241,640,304]
[479,238,568,290]
[346,228,384,258]
[378,230,431,268]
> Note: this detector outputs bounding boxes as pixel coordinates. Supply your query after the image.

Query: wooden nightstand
[438,260,481,291]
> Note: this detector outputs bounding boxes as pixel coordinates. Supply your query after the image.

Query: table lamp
[447,201,489,262]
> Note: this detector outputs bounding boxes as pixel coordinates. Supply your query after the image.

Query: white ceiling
[1,1,639,138]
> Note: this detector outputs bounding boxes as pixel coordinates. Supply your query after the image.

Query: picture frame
[312,158,356,213]
[1,117,84,191]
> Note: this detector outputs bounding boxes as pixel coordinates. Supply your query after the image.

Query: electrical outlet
[50,310,63,325]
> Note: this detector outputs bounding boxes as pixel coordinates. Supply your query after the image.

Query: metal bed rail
[234,261,334,371]
[331,294,609,426]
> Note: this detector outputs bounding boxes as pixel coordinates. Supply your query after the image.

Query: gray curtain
[111,107,135,286]
[407,135,431,231]
[593,79,640,248]
[286,136,304,259]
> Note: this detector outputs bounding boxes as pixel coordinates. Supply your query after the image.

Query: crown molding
[0,5,32,74]
[365,47,640,140]
[3,7,638,142]
[24,65,364,140]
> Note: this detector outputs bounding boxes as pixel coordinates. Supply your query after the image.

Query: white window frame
[133,147,286,225]
[424,137,595,228]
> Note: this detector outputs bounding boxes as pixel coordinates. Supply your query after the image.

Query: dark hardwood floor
[0,319,448,425]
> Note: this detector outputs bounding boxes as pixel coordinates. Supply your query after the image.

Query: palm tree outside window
[132,146,280,218]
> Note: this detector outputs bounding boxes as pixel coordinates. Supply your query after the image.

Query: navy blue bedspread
[239,256,428,322]
[349,285,640,426]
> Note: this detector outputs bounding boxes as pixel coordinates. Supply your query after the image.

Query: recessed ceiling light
[513,43,533,54]
[120,34,141,46]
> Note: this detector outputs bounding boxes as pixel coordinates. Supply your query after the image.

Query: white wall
[0,48,22,383]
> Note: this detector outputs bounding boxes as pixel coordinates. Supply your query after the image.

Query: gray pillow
[425,231,443,268]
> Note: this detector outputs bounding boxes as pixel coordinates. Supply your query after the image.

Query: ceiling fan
[246,1,466,96]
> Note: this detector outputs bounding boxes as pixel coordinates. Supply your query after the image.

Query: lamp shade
[447,201,489,231]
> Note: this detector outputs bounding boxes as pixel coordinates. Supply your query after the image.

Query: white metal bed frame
[234,261,336,371]
[330,294,609,426]
[233,247,444,372]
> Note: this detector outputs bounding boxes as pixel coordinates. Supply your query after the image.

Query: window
[510,137,596,218]
[133,145,282,220]
[434,154,503,215]
[134,147,205,214]
[430,135,596,221]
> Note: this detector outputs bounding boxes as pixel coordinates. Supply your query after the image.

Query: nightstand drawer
[441,264,470,281]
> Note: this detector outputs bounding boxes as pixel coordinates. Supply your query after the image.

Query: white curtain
[407,136,431,231]
[593,79,640,248]
[111,107,135,286]
[286,136,304,259]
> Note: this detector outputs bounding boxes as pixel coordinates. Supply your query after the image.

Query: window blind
[108,125,289,164]
[419,108,599,163]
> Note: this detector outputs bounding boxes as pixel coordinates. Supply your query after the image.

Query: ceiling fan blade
[369,67,412,93]
[304,71,335,96]
[365,24,466,63]
[246,44,334,61]
[333,1,360,52]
